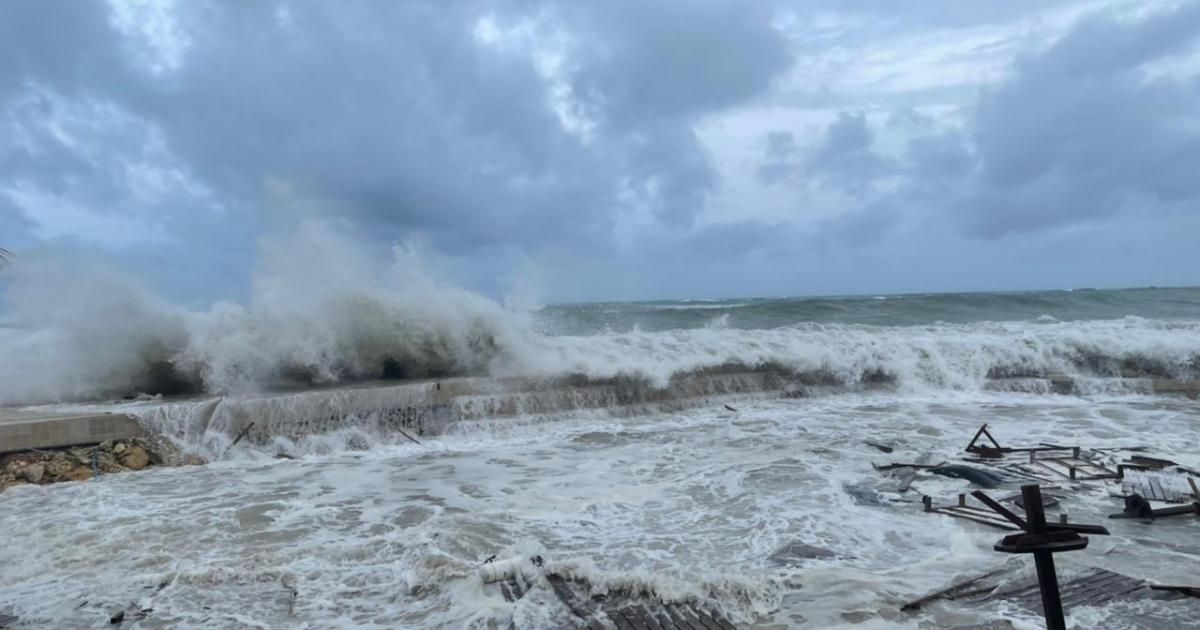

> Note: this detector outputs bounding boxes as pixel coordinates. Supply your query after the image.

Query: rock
[97,453,127,474]
[119,446,149,471]
[182,455,206,466]
[21,463,44,484]
[46,456,75,478]
[64,466,93,482]
[69,448,94,466]
[113,442,127,454]
[109,608,125,624]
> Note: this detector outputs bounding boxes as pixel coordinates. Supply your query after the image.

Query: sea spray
[2,226,1199,406]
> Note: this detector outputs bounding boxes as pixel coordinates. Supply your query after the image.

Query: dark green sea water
[539,286,1200,334]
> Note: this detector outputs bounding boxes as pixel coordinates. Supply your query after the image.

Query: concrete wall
[0,414,145,454]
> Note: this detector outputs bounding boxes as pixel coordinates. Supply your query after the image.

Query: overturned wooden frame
[963,424,1118,482]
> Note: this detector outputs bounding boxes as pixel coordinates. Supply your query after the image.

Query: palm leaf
[0,247,12,267]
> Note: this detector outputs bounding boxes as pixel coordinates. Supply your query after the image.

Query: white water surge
[2,229,1199,627]
[2,224,1199,407]
[2,392,1199,628]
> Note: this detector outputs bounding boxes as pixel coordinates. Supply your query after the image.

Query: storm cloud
[2,0,1198,301]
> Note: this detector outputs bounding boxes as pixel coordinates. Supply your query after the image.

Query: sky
[1,0,1199,304]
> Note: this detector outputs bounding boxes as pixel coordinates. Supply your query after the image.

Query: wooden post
[1022,485,1067,630]
[923,496,933,513]
[958,494,966,507]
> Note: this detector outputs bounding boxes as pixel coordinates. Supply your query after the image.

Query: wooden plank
[1150,477,1166,501]
[937,506,1004,521]
[624,607,656,630]
[900,568,1009,611]
[678,606,713,630]
[633,605,665,630]
[709,611,738,630]
[1151,585,1200,599]
[607,607,638,630]
[937,507,1020,528]
[695,609,727,630]
[653,611,678,630]
[662,605,692,630]
[1007,570,1151,613]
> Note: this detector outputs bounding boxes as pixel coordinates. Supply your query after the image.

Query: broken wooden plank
[1150,477,1166,501]
[1150,585,1200,599]
[923,495,1023,531]
[996,570,1150,613]
[900,568,1008,611]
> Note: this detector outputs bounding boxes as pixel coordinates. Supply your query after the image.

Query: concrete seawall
[2,374,1197,454]
[0,411,145,454]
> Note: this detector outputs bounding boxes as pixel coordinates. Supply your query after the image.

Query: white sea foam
[2,393,1197,628]
[2,224,1199,407]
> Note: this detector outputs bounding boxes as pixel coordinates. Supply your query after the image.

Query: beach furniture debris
[981,484,1110,630]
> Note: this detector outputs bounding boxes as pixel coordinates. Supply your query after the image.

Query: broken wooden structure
[483,557,740,630]
[997,569,1199,614]
[963,424,1118,483]
[902,567,1200,615]
[923,493,1023,531]
[1110,476,1200,521]
[983,485,1110,630]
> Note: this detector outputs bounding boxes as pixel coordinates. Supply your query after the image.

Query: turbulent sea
[2,282,1200,628]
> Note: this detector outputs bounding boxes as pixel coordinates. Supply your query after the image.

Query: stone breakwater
[0,437,202,493]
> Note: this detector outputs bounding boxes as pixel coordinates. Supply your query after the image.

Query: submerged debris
[768,541,836,566]
[928,464,1006,488]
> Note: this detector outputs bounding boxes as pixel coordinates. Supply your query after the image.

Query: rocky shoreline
[0,437,203,492]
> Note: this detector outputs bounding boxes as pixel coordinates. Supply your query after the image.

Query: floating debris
[768,541,836,566]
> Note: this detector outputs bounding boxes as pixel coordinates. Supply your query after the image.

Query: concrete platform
[0,411,144,454]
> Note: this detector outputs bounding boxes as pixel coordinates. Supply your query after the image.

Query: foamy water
[2,233,1199,627]
[1,225,1198,406]
[2,391,1198,628]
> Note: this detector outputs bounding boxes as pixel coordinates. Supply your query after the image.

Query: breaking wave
[1,224,1199,407]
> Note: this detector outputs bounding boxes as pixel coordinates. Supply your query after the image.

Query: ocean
[1,286,1199,628]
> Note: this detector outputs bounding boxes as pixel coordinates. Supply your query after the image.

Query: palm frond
[0,247,12,267]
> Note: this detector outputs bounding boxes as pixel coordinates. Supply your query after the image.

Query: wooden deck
[994,569,1193,613]
[903,567,1200,614]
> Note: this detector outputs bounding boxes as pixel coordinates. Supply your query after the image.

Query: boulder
[119,446,149,471]
[96,453,127,474]
[113,442,127,454]
[64,466,93,482]
[46,456,75,478]
[21,463,44,484]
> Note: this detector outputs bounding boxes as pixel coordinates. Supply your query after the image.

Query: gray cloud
[1,0,792,296]
[962,3,1200,236]
[2,1,1197,301]
[757,131,798,185]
